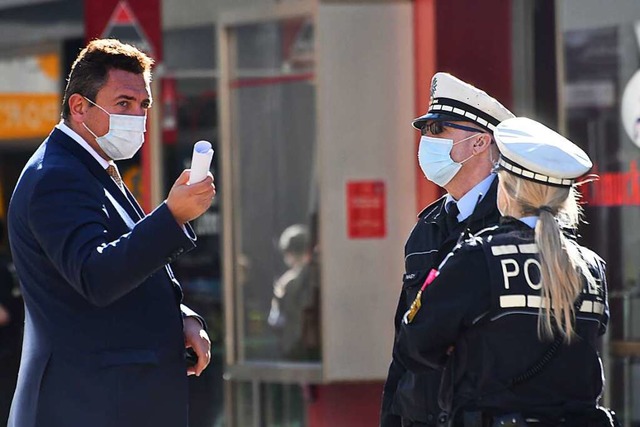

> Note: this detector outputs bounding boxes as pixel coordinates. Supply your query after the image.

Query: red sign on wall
[347,180,386,239]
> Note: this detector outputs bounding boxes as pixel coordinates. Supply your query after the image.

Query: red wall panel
[435,0,513,112]
[308,383,383,427]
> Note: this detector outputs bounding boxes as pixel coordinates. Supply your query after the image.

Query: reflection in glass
[268,224,320,360]
[229,17,320,363]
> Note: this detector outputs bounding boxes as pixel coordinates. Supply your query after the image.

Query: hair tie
[537,205,555,215]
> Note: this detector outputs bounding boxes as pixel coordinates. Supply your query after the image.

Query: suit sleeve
[181,304,207,331]
[28,166,196,307]
[397,247,490,372]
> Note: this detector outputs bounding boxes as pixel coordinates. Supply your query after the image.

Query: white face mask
[82,97,146,160]
[418,134,477,187]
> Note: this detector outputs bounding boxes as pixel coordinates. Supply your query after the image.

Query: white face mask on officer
[82,97,146,161]
[418,133,477,187]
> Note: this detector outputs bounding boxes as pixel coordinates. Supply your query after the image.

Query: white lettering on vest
[500,258,520,290]
[523,258,542,290]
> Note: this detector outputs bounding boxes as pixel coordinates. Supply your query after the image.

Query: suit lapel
[50,128,143,223]
[124,187,146,219]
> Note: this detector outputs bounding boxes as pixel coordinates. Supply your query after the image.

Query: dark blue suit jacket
[8,128,198,427]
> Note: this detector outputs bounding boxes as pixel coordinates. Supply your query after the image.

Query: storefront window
[560,1,640,423]
[163,24,223,427]
[171,75,223,427]
[227,16,320,363]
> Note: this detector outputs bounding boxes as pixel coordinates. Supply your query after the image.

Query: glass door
[218,2,319,426]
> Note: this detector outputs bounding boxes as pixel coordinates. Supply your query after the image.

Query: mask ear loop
[83,96,110,116]
[82,96,111,140]
[451,132,479,147]
[453,133,483,164]
[82,122,100,139]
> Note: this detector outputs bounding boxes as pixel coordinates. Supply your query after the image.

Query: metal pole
[149,73,164,208]
[252,379,261,427]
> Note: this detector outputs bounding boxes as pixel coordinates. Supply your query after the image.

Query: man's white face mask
[82,97,146,161]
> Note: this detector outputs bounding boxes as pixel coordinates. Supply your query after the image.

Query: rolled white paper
[188,140,214,184]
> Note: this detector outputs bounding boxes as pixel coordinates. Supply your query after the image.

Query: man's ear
[472,133,492,154]
[67,93,88,123]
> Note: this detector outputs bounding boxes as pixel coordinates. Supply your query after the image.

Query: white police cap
[412,72,514,132]
[495,117,593,187]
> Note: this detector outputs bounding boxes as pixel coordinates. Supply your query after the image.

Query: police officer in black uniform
[398,117,616,427]
[381,73,514,427]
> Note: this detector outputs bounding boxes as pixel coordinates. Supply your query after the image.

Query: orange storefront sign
[0,93,60,140]
[0,52,60,140]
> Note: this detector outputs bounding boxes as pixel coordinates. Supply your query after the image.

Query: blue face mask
[418,134,476,187]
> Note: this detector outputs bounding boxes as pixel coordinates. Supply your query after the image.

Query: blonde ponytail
[498,172,598,342]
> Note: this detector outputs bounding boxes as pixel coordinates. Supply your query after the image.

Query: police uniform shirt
[444,173,495,223]
[398,217,608,417]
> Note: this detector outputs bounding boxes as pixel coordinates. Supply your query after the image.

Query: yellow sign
[0,94,60,140]
[0,53,61,140]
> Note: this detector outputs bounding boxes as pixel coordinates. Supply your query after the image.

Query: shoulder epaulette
[474,224,500,237]
[417,195,447,219]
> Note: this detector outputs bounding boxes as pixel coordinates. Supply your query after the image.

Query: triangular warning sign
[112,3,134,25]
[101,1,154,56]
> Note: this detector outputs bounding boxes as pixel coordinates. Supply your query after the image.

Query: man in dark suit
[7,39,215,427]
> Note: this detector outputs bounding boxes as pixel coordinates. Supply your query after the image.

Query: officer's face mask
[82,97,146,161]
[418,134,477,187]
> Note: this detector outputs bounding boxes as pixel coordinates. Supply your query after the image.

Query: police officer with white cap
[381,73,514,427]
[397,117,617,427]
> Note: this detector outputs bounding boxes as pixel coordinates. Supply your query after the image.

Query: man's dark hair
[61,38,154,121]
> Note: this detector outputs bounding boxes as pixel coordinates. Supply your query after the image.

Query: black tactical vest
[480,231,607,329]
[443,227,608,420]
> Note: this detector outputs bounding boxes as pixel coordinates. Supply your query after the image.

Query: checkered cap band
[498,156,574,187]
[413,73,515,131]
[428,97,501,132]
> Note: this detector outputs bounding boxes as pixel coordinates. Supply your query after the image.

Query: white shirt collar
[445,173,496,222]
[56,120,115,171]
